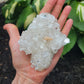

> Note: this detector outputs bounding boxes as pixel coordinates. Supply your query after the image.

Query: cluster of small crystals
[18,13,70,71]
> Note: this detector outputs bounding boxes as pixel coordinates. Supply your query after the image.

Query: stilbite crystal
[18,13,70,71]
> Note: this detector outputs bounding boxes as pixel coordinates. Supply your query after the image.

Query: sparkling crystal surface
[18,13,70,71]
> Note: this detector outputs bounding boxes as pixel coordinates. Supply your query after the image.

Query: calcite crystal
[18,13,70,71]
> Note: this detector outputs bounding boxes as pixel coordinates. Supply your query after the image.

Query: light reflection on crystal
[18,13,70,71]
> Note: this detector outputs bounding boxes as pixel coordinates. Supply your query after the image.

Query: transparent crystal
[18,13,70,71]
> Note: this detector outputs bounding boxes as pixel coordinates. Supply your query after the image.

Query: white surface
[18,13,70,71]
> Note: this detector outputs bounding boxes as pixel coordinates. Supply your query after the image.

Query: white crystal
[64,38,70,45]
[18,13,70,71]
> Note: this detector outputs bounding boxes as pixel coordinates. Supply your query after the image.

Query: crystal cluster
[18,13,70,71]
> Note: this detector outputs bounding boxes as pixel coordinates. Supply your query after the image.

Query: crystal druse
[18,13,70,71]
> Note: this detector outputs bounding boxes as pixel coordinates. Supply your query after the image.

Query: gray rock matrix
[18,13,70,71]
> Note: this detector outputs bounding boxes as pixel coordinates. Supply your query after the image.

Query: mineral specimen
[18,13,70,71]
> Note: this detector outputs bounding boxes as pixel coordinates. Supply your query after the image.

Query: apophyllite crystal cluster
[18,13,70,71]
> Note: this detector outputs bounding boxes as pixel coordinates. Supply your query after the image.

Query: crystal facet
[18,13,70,71]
